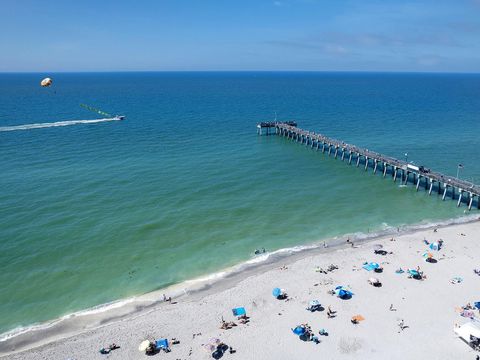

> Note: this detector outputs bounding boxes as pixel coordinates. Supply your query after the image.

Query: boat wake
[0,118,123,132]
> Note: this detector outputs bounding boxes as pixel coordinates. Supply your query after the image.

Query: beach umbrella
[292,326,306,335]
[232,307,246,317]
[209,338,221,345]
[138,340,150,352]
[407,269,419,277]
[203,343,216,352]
[309,300,321,307]
[370,262,380,269]
[40,77,52,87]
[368,277,380,284]
[272,287,284,298]
[429,242,439,251]
[373,244,383,250]
[352,315,365,322]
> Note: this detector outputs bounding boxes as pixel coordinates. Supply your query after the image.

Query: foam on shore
[0,213,478,355]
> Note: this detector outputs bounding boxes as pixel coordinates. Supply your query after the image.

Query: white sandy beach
[2,219,480,360]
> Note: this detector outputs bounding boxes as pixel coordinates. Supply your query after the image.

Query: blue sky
[1,0,479,72]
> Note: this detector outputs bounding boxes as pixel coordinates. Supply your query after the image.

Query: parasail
[40,78,53,87]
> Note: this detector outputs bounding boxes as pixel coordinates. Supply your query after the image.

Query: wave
[0,118,123,132]
[1,213,478,346]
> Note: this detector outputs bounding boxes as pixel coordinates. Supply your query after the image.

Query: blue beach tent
[155,339,169,351]
[232,307,246,317]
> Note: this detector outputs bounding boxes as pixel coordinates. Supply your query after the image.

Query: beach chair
[155,339,170,352]
[306,300,322,312]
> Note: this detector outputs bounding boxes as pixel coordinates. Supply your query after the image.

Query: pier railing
[257,121,480,210]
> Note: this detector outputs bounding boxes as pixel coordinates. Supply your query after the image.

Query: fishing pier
[257,122,480,210]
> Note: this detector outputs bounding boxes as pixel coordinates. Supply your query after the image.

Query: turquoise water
[0,72,479,337]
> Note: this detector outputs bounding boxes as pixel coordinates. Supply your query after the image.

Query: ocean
[0,72,479,339]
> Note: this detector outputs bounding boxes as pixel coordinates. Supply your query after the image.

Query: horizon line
[1,69,480,75]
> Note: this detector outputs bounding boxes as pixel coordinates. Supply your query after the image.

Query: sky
[1,0,480,72]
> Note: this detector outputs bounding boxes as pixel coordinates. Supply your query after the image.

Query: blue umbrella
[370,262,380,269]
[408,269,419,277]
[272,288,282,298]
[232,307,246,316]
[335,286,353,299]
[429,243,439,251]
[292,326,306,335]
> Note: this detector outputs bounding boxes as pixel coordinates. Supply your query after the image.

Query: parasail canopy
[40,78,52,87]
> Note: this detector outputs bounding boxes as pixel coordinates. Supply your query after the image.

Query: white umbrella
[373,244,383,250]
[203,343,216,352]
[368,277,380,284]
[138,340,150,352]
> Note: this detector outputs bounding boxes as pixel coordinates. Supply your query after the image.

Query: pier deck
[257,121,480,210]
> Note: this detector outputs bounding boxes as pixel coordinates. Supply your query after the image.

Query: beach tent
[232,307,246,317]
[155,339,169,351]
[454,322,480,344]
[292,326,306,336]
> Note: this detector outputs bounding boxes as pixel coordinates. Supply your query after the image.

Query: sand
[2,220,480,360]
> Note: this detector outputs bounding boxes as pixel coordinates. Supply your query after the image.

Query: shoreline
[1,213,479,357]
